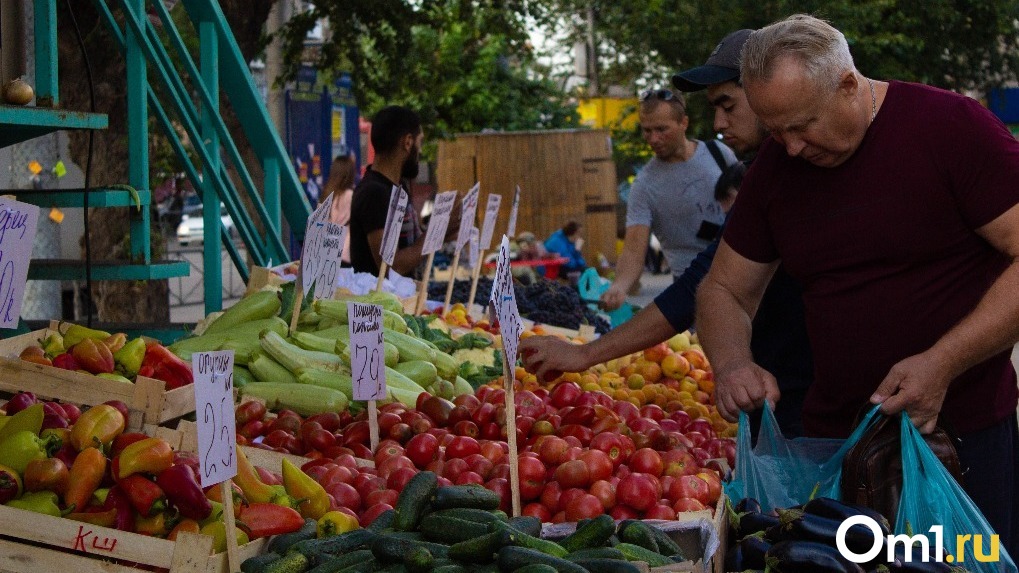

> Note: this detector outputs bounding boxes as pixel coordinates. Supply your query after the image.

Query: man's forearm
[929,261,1019,377]
[694,277,756,376]
[613,243,646,294]
[581,305,677,367]
[391,242,425,276]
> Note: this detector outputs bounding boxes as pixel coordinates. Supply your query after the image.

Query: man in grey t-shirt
[601,90,736,310]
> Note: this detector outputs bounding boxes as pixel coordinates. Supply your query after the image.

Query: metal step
[12,187,150,209]
[28,259,190,281]
[0,105,108,147]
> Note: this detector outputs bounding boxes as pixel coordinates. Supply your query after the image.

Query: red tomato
[695,471,722,507]
[609,504,640,520]
[484,478,512,514]
[538,436,569,466]
[644,504,677,520]
[540,481,563,514]
[517,455,546,501]
[360,502,393,526]
[588,479,616,510]
[405,433,440,469]
[453,393,480,411]
[377,455,415,478]
[353,474,386,500]
[373,441,405,465]
[442,458,469,481]
[446,436,481,459]
[668,475,710,506]
[386,467,419,491]
[452,420,480,438]
[556,425,594,446]
[479,441,506,463]
[554,460,591,490]
[522,502,552,523]
[617,473,659,512]
[558,488,587,514]
[454,471,485,486]
[322,465,356,487]
[564,493,604,521]
[578,450,613,482]
[305,428,337,452]
[662,449,699,477]
[366,488,399,508]
[326,481,362,513]
[235,401,267,425]
[490,463,510,482]
[549,382,582,408]
[672,497,707,513]
[463,454,494,481]
[629,448,664,477]
[589,433,626,467]
[639,404,666,421]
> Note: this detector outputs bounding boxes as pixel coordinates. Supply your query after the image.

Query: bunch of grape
[428,277,610,334]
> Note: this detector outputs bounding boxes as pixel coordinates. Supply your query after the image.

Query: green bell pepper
[6,490,63,517]
[0,431,61,474]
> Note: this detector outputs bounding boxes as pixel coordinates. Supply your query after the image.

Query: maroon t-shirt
[724,81,1019,438]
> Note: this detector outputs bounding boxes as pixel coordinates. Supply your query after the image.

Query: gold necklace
[867,77,877,122]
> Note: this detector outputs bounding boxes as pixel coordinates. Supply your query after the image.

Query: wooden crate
[0,504,267,573]
[0,328,195,428]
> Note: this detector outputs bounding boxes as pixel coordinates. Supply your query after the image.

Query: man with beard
[349,106,432,276]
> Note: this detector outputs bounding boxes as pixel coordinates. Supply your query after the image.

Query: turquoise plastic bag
[724,402,883,512]
[896,413,1017,573]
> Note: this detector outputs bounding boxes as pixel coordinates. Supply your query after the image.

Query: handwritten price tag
[313,222,345,300]
[489,236,523,365]
[192,350,236,487]
[422,190,458,255]
[301,194,333,296]
[380,186,408,266]
[348,302,387,401]
[456,183,480,251]
[0,200,40,329]
[479,194,502,250]
[506,185,521,239]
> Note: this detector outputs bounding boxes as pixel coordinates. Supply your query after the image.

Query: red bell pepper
[237,503,304,539]
[137,343,193,390]
[156,464,212,521]
[119,474,167,517]
[103,485,136,532]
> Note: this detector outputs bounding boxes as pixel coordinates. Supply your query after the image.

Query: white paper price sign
[192,350,237,487]
[456,183,480,251]
[301,194,334,297]
[422,190,458,255]
[479,194,502,250]
[348,302,387,400]
[489,236,523,365]
[467,227,480,269]
[380,186,409,266]
[0,200,40,328]
[506,185,521,239]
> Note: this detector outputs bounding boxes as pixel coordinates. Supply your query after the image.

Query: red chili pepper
[156,464,212,521]
[137,343,193,390]
[118,474,167,517]
[237,503,305,539]
[104,485,137,532]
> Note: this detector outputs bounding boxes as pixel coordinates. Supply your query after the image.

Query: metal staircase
[11,0,310,323]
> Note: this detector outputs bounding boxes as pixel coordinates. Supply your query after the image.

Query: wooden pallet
[0,504,266,573]
[0,328,196,428]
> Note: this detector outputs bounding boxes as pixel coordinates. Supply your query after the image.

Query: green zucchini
[393,471,438,531]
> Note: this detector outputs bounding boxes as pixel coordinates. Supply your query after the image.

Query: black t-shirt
[349,168,419,274]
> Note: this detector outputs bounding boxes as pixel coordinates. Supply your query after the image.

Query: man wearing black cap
[521,28,812,438]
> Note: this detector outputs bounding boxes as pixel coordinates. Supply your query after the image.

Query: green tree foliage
[274,0,578,144]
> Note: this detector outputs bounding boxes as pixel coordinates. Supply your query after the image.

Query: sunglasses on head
[640,89,676,101]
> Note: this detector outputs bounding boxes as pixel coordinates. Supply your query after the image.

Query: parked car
[176,203,235,246]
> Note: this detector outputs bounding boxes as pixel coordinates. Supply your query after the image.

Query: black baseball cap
[672,29,753,92]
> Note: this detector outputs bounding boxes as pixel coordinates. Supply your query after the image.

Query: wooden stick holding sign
[193,350,239,573]
[490,235,523,516]
[0,199,40,330]
[291,195,345,333]
[377,185,409,292]
[468,193,502,318]
[348,302,386,453]
[414,190,458,315]
[444,183,480,311]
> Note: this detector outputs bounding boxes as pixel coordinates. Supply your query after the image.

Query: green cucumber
[431,485,501,511]
[448,530,505,564]
[403,546,435,573]
[432,566,469,573]
[306,550,376,573]
[615,543,673,567]
[491,521,568,558]
[368,509,395,531]
[370,534,449,563]
[507,515,542,538]
[240,552,281,573]
[260,551,309,573]
[647,524,684,559]
[267,518,318,554]
[616,520,659,553]
[564,547,625,561]
[420,513,492,544]
[496,546,590,573]
[510,566,558,573]
[428,507,502,524]
[290,529,376,565]
[569,558,641,573]
[559,514,615,552]
[393,471,438,531]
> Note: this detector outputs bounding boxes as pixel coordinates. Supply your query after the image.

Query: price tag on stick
[380,186,408,267]
[489,235,523,516]
[456,183,480,251]
[193,350,240,571]
[301,194,334,297]
[479,194,502,250]
[422,191,458,255]
[506,185,521,239]
[0,200,40,329]
[348,302,387,452]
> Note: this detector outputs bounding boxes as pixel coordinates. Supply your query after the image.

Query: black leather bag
[840,412,962,524]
